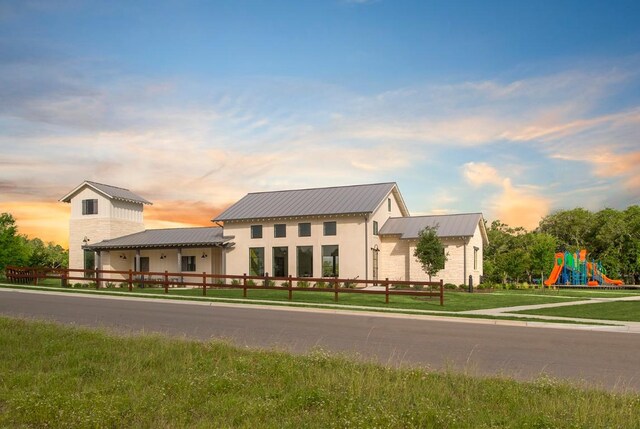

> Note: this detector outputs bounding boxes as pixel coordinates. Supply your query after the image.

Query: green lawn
[516,301,640,322]
[2,280,594,312]
[1,317,638,428]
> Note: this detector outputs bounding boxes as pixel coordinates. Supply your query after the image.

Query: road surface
[1,289,638,392]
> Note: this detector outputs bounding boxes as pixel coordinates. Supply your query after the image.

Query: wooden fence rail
[4,266,444,306]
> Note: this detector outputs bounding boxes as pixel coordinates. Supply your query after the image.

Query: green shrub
[393,283,410,289]
[297,280,310,288]
[280,281,290,288]
[214,279,226,286]
[342,281,356,289]
[265,280,276,287]
[230,279,240,286]
[443,283,457,290]
[314,281,327,288]
[104,282,116,289]
[246,279,257,286]
[118,282,128,288]
[413,283,424,291]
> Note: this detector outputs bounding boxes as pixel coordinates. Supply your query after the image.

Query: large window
[373,221,379,235]
[82,199,98,215]
[181,256,196,272]
[249,247,265,276]
[322,245,339,277]
[388,197,391,212]
[274,224,286,238]
[272,247,288,277]
[251,225,263,239]
[297,246,313,277]
[323,221,336,236]
[298,222,311,237]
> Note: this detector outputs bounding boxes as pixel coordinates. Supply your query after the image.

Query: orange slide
[602,275,624,286]
[544,264,562,286]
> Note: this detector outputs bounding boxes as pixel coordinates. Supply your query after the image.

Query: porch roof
[84,227,234,251]
[379,213,488,244]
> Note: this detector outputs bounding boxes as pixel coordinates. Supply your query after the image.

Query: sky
[1,0,639,247]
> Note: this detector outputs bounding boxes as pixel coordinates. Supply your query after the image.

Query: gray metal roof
[60,181,152,205]
[215,182,406,221]
[85,227,233,250]
[379,213,486,242]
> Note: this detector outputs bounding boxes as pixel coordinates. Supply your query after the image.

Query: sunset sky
[1,0,639,247]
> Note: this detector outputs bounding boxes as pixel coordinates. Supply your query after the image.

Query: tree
[0,213,30,273]
[538,208,593,251]
[413,226,447,281]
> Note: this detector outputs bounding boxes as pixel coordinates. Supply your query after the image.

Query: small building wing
[379,213,488,244]
[60,180,152,205]
[215,182,409,221]
[85,227,233,250]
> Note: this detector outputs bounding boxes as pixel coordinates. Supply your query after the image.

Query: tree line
[0,213,68,274]
[484,206,640,285]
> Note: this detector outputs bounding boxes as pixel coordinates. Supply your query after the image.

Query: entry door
[373,251,379,285]
[139,257,150,273]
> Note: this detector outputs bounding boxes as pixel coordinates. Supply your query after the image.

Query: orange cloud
[493,179,551,230]
[2,202,70,247]
[145,200,229,228]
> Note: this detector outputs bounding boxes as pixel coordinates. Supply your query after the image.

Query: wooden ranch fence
[4,266,444,306]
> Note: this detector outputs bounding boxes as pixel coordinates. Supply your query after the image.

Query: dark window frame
[373,220,379,235]
[298,222,311,237]
[181,256,196,272]
[82,199,98,215]
[272,246,288,277]
[251,225,263,239]
[321,245,339,277]
[323,221,336,236]
[296,246,313,277]
[274,224,286,238]
[249,247,265,276]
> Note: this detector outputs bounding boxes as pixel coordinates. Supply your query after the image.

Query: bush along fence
[4,266,444,306]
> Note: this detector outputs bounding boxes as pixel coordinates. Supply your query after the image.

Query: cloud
[462,162,503,187]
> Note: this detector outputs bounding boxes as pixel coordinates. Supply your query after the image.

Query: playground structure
[544,250,624,287]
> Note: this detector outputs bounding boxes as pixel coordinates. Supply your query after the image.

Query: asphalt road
[1,289,639,392]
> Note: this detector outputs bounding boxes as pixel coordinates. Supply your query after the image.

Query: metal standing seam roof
[60,181,152,205]
[85,227,234,250]
[215,182,404,221]
[379,213,485,241]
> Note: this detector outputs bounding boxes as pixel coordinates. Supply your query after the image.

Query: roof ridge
[142,226,222,232]
[389,212,482,220]
[245,182,397,195]
[85,180,131,191]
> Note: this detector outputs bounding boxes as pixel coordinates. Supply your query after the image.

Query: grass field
[1,316,638,428]
[2,279,604,312]
[516,301,640,322]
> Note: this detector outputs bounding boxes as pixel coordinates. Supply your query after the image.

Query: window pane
[181,256,196,271]
[274,224,286,238]
[272,247,288,277]
[323,221,336,236]
[83,250,95,277]
[373,221,378,235]
[251,225,263,239]
[82,199,98,215]
[249,247,264,276]
[322,245,339,277]
[297,246,313,277]
[298,223,311,237]
[388,198,391,212]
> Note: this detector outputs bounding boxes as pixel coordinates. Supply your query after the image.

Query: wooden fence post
[288,275,293,300]
[202,271,207,296]
[33,268,38,286]
[95,269,100,289]
[385,278,389,304]
[164,270,169,294]
[334,278,339,302]
[128,269,133,292]
[440,279,444,306]
[243,273,247,298]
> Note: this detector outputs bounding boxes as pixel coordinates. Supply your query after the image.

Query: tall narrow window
[322,245,339,277]
[274,224,286,238]
[272,247,288,277]
[474,247,479,270]
[82,199,98,215]
[181,256,196,272]
[323,221,336,236]
[249,248,264,276]
[298,222,311,237]
[83,250,95,278]
[373,221,379,235]
[388,198,391,212]
[251,225,263,239]
[297,246,313,277]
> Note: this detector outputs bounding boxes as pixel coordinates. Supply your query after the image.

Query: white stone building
[62,181,487,285]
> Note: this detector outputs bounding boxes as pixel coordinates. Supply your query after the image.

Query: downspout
[364,215,369,282]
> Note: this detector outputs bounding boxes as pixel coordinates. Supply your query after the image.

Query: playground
[544,250,624,287]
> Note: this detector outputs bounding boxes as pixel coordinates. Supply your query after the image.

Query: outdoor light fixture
[160,254,166,259]
[201,252,208,259]
[120,254,127,260]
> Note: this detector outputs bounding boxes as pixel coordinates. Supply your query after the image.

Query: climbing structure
[544,249,623,286]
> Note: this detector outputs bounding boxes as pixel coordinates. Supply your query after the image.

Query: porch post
[177,248,182,282]
[135,249,141,272]
[221,246,226,276]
